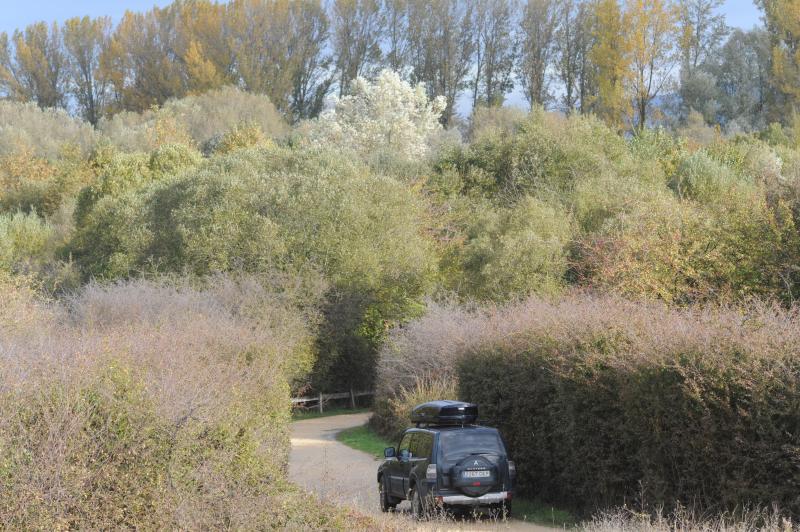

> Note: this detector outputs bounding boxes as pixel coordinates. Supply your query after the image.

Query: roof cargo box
[411,400,478,426]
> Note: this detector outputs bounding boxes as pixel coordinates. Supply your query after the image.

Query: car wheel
[489,501,512,520]
[410,486,427,520]
[379,477,396,512]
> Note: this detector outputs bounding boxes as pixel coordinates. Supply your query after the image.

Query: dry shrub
[0,275,365,529]
[468,105,527,141]
[375,293,800,518]
[375,300,490,398]
[0,101,96,159]
[582,505,793,532]
[98,87,287,153]
[210,122,270,155]
[371,376,457,439]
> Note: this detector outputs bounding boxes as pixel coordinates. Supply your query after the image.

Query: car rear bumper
[438,491,510,506]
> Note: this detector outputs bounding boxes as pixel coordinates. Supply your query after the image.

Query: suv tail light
[426,464,437,481]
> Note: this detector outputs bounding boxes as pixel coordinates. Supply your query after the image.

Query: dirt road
[289,412,556,531]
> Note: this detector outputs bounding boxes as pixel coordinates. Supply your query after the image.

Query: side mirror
[384,447,396,458]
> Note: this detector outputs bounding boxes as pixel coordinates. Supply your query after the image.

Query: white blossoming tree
[310,69,447,160]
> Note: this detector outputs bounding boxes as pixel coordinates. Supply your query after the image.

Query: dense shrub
[375,294,800,517]
[98,87,286,152]
[438,108,662,212]
[70,146,433,284]
[0,101,96,159]
[440,196,574,300]
[0,211,55,271]
[73,145,203,227]
[163,87,287,146]
[468,105,528,141]
[428,108,800,305]
[68,146,436,391]
[669,150,740,202]
[0,147,95,216]
[209,123,270,155]
[0,276,377,529]
[576,192,798,304]
[147,143,203,176]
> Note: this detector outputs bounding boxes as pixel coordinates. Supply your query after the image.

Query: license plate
[463,470,490,478]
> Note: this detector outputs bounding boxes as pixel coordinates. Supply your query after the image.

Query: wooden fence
[291,390,374,413]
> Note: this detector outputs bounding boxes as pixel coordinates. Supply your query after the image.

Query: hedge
[456,299,800,517]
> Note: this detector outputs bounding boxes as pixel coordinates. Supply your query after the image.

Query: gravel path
[289,412,557,531]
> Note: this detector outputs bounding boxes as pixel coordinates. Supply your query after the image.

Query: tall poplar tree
[590,0,630,129]
[517,0,561,107]
[472,0,517,107]
[759,0,800,121]
[63,16,112,125]
[331,0,384,96]
[0,22,67,109]
[627,0,680,129]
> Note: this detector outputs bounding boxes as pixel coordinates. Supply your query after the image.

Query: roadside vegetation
[0,274,389,529]
[1,0,800,528]
[376,296,800,518]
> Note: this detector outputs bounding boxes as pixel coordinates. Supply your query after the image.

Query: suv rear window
[438,430,504,464]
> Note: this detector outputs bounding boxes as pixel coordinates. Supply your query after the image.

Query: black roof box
[411,400,478,426]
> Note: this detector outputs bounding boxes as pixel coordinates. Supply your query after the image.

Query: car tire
[489,501,512,519]
[379,477,396,512]
[410,486,427,520]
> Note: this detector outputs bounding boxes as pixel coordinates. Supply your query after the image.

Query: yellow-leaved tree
[627,0,681,130]
[589,0,631,131]
[760,0,800,120]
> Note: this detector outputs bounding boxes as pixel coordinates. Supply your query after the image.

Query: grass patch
[292,407,371,421]
[512,497,576,528]
[336,424,393,459]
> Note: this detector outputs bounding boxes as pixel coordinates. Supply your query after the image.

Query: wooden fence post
[349,388,356,409]
[319,392,323,414]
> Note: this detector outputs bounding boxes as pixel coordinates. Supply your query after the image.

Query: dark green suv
[377,401,515,518]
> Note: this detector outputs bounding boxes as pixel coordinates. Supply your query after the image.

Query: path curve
[289,412,556,531]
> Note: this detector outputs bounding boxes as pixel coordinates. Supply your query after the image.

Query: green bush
[670,150,743,203]
[147,143,203,176]
[74,145,202,227]
[443,196,573,300]
[68,146,436,391]
[1,147,95,217]
[575,191,798,304]
[439,108,661,210]
[0,211,55,271]
[208,123,269,155]
[468,105,528,141]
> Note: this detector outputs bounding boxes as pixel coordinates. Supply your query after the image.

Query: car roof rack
[411,400,478,427]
